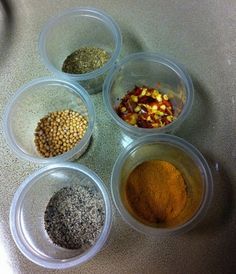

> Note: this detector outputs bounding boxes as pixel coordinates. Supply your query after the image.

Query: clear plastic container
[39,7,122,94]
[103,52,194,137]
[2,77,95,164]
[111,134,213,236]
[9,163,112,269]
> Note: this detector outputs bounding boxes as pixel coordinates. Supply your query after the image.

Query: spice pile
[125,160,187,225]
[44,184,105,249]
[116,85,175,128]
[62,47,110,74]
[34,109,88,157]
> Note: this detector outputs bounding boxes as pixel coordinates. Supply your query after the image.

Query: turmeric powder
[125,160,187,224]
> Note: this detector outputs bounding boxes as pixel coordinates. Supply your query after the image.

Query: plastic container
[9,163,112,269]
[2,77,95,164]
[39,7,122,94]
[103,52,194,137]
[111,134,213,236]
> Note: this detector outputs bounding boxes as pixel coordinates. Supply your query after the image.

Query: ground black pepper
[44,184,105,249]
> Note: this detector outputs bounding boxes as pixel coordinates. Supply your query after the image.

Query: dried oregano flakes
[62,47,110,74]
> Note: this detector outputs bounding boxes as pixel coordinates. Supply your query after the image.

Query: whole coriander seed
[34,109,88,157]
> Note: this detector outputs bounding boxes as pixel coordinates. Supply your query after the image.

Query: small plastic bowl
[9,163,112,269]
[2,77,95,164]
[103,52,194,137]
[111,134,213,236]
[39,7,122,94]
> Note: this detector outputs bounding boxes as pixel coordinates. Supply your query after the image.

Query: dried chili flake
[116,85,175,128]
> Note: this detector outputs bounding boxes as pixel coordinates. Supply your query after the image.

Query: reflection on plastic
[120,132,133,148]
[215,162,220,172]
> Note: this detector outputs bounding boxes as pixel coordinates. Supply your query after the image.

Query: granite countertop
[0,0,235,273]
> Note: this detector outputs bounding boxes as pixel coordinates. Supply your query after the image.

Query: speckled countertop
[0,0,236,273]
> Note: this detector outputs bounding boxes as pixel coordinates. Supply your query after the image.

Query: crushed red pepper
[116,85,175,128]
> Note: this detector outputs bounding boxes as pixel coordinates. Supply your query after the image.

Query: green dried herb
[62,46,110,74]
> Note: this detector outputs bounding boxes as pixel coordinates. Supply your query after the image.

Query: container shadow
[176,76,235,235]
[176,75,215,140]
[188,153,235,235]
[93,214,147,262]
[0,0,15,67]
[118,22,147,59]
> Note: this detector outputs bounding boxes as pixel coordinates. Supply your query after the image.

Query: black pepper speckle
[44,184,105,249]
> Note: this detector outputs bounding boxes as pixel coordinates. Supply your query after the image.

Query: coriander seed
[34,109,88,157]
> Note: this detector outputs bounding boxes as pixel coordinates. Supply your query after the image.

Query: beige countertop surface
[0,0,236,273]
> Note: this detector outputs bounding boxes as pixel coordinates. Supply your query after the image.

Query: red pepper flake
[116,85,175,128]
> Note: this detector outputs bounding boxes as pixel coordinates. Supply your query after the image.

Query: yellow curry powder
[125,160,187,224]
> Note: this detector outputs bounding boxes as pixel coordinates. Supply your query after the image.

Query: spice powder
[125,160,187,225]
[44,184,105,249]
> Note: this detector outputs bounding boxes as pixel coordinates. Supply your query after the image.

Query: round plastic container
[111,134,213,236]
[9,163,112,269]
[103,52,194,137]
[39,7,122,94]
[2,77,95,164]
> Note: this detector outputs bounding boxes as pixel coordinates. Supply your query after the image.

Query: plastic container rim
[2,77,95,164]
[9,162,113,269]
[111,133,213,236]
[39,7,122,81]
[103,52,194,135]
